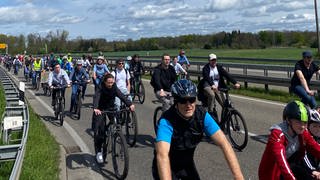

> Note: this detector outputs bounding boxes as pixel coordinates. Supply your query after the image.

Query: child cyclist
[259,100,320,180]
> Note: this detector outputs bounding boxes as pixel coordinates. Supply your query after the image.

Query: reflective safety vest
[34,60,42,71]
[67,56,72,63]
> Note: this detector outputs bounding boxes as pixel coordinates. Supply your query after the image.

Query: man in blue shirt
[152,79,244,180]
[69,60,90,112]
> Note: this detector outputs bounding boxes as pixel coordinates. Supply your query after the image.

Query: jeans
[32,71,41,87]
[70,84,87,111]
[155,90,172,111]
[293,85,317,108]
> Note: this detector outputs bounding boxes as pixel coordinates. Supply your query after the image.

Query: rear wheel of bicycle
[43,86,47,95]
[153,106,163,135]
[226,109,248,151]
[112,131,129,180]
[138,82,145,104]
[59,99,65,126]
[125,111,138,147]
[76,94,82,120]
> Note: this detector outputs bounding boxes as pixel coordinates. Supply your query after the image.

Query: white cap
[97,56,104,60]
[127,56,132,61]
[209,53,217,60]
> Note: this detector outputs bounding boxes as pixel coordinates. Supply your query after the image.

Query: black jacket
[201,63,237,88]
[152,64,176,92]
[93,83,132,110]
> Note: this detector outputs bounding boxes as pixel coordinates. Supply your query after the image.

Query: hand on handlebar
[129,104,135,112]
[211,85,218,92]
[94,109,102,115]
[234,83,241,89]
[307,90,316,96]
[159,89,166,96]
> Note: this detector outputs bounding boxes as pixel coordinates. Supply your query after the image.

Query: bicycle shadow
[65,153,117,180]
[40,115,63,127]
[131,134,155,148]
[82,103,93,109]
[250,134,269,144]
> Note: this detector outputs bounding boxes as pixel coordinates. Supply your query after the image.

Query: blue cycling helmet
[283,100,309,122]
[171,79,197,99]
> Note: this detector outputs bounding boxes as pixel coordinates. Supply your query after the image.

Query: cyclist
[69,60,90,112]
[81,54,92,74]
[48,63,71,107]
[13,55,22,75]
[198,53,240,119]
[61,56,72,75]
[152,79,244,180]
[111,58,131,110]
[290,51,320,109]
[259,100,320,180]
[92,73,134,163]
[177,49,190,70]
[129,54,144,94]
[31,57,43,89]
[67,53,73,63]
[150,53,176,111]
[170,56,187,80]
[92,56,110,91]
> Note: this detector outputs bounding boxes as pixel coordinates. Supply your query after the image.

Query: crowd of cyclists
[2,49,320,179]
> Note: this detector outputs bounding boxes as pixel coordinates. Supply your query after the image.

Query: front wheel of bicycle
[59,99,65,126]
[226,109,248,151]
[138,82,145,104]
[125,111,138,147]
[76,94,82,120]
[112,131,129,180]
[153,106,163,135]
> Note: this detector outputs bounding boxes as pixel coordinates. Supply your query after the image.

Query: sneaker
[96,152,103,163]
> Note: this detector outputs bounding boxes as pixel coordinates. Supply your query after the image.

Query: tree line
[0,29,318,55]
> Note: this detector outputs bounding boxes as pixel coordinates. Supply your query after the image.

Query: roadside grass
[0,84,60,179]
[19,107,60,179]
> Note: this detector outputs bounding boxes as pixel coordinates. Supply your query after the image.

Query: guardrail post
[264,69,269,91]
[243,66,248,89]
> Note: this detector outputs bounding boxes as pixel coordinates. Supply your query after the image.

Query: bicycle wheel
[226,109,248,151]
[36,77,40,91]
[125,111,138,147]
[138,82,145,104]
[59,98,65,126]
[112,131,129,180]
[54,99,59,120]
[153,106,163,135]
[76,94,82,120]
[43,86,47,95]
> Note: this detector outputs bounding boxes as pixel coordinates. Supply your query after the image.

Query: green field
[102,47,317,60]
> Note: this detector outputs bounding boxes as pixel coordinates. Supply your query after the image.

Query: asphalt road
[7,67,287,180]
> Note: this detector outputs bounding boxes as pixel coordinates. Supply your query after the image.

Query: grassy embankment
[0,83,60,179]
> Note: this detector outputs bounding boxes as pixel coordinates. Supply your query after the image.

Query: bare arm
[296,70,313,94]
[210,130,244,180]
[156,141,172,180]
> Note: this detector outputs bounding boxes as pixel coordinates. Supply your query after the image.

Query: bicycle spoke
[227,110,248,151]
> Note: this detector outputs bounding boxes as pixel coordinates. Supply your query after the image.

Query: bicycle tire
[138,82,145,104]
[36,77,40,91]
[125,111,138,147]
[43,86,47,95]
[226,109,248,151]
[112,131,129,180]
[59,98,65,126]
[153,106,163,135]
[54,99,59,120]
[76,94,82,120]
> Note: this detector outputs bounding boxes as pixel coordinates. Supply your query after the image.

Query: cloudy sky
[0,0,317,41]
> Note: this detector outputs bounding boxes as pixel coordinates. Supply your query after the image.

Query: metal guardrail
[0,66,29,180]
[105,57,320,92]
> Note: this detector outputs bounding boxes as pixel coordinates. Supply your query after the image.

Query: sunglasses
[118,62,124,65]
[177,97,196,104]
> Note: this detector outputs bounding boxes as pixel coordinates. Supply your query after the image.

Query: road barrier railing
[0,66,29,180]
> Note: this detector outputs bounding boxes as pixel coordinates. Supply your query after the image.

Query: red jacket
[259,128,320,180]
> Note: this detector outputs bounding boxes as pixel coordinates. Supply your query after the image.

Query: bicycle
[24,66,30,82]
[52,85,67,126]
[130,74,145,104]
[32,70,41,90]
[98,108,129,179]
[201,87,248,151]
[153,94,173,135]
[119,98,138,147]
[71,81,87,120]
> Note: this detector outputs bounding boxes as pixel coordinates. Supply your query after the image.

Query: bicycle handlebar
[100,108,130,115]
[51,84,69,89]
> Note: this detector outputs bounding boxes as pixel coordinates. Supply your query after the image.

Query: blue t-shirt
[156,112,220,143]
[94,64,109,78]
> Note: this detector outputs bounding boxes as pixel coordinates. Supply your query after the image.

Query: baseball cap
[97,56,104,60]
[209,53,217,60]
[302,51,312,58]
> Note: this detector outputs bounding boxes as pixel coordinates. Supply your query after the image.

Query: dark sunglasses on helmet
[177,97,196,104]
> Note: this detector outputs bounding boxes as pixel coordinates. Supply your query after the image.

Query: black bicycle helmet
[171,79,197,99]
[283,100,309,122]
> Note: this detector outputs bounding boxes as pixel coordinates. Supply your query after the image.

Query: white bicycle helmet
[309,109,320,123]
